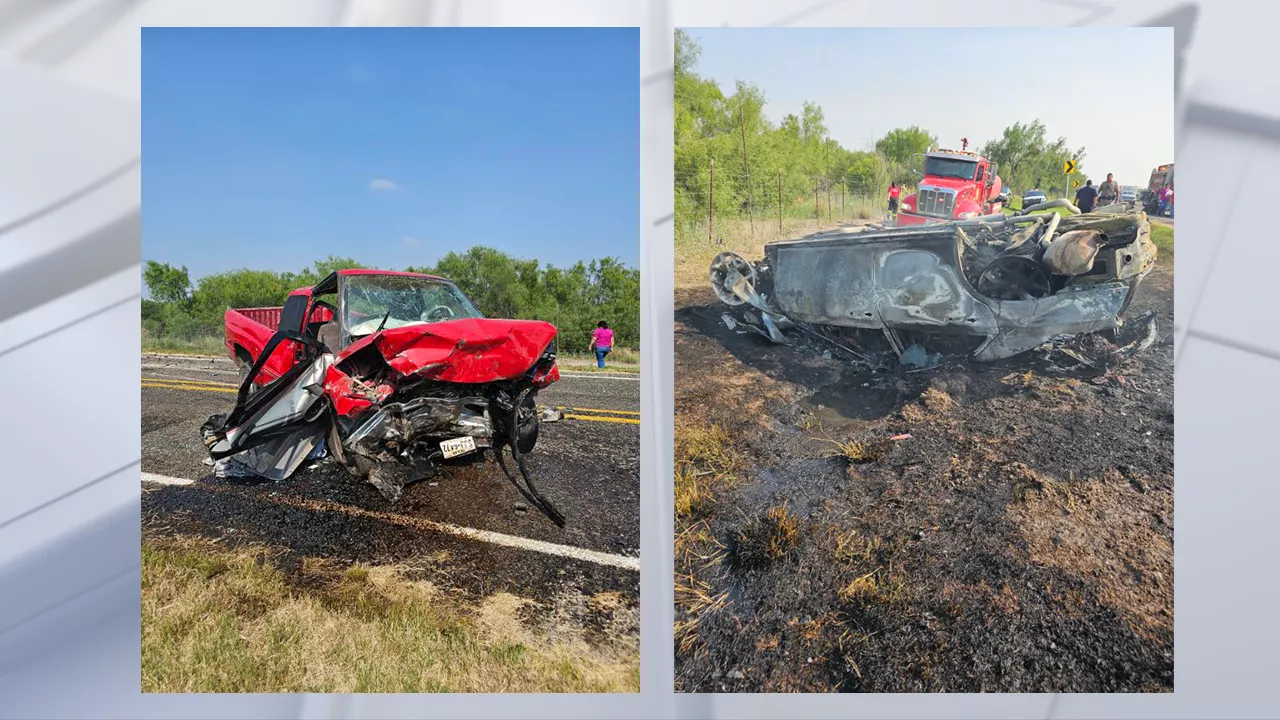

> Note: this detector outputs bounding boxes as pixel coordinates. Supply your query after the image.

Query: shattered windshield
[924,157,977,181]
[343,274,483,337]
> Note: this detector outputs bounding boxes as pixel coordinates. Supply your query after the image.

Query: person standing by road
[590,321,614,369]
[1159,184,1173,217]
[887,181,900,220]
[1074,178,1099,213]
[1098,173,1119,206]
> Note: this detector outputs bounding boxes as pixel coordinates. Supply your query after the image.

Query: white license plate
[439,435,477,459]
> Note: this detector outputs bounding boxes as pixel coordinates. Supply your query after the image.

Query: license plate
[439,435,477,459]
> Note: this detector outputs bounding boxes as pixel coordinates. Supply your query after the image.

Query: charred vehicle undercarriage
[200,270,566,526]
[710,202,1159,368]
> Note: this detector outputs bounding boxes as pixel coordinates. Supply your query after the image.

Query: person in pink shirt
[590,321,614,368]
[1159,184,1173,217]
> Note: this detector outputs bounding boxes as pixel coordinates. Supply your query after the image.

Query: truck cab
[1142,163,1174,215]
[225,269,488,387]
[897,148,1005,226]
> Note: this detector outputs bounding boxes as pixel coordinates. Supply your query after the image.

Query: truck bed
[225,304,336,384]
[233,306,285,331]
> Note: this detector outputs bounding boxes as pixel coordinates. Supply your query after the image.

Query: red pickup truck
[203,268,566,525]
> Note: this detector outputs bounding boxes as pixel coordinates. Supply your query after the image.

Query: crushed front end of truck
[200,317,567,526]
[709,206,1158,368]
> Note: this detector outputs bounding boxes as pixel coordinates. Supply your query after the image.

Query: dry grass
[141,331,226,356]
[675,216,873,288]
[730,503,801,568]
[674,572,729,655]
[828,528,907,607]
[674,421,747,519]
[1002,371,1080,406]
[141,537,639,693]
[833,531,883,565]
[561,347,641,366]
[919,388,954,414]
[838,567,906,606]
[818,436,888,466]
[672,417,751,656]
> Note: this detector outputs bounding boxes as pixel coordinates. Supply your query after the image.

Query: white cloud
[369,178,398,191]
[402,236,421,248]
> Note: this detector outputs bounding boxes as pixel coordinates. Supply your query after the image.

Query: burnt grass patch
[673,270,1174,693]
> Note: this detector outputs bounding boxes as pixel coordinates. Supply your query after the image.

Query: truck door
[974,160,995,208]
[200,293,334,480]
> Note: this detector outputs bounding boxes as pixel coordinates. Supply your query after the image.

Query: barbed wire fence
[675,164,900,246]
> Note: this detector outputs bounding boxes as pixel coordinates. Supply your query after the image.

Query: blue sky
[142,27,639,282]
[684,27,1173,188]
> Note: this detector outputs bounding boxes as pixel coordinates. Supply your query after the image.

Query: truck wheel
[515,395,540,454]
[235,350,253,387]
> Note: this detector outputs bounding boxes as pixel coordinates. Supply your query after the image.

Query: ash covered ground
[673,260,1173,693]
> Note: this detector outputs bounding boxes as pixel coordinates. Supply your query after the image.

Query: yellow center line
[142,381,237,393]
[563,414,641,425]
[555,406,640,416]
[142,376,239,388]
[140,383,641,424]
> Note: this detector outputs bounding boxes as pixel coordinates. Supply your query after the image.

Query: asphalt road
[140,354,640,604]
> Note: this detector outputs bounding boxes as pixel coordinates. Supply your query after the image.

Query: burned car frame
[710,204,1159,364]
[201,269,566,526]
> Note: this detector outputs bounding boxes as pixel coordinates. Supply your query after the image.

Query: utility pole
[708,158,715,244]
[739,100,753,232]
[777,168,783,232]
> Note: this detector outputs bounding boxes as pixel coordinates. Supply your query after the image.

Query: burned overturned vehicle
[200,269,566,526]
[710,203,1159,367]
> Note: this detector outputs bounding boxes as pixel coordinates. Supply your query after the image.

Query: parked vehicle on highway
[897,145,1008,225]
[1022,187,1048,209]
[1120,187,1137,203]
[206,269,566,525]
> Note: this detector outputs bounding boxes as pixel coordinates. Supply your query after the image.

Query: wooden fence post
[777,169,783,232]
[708,158,715,243]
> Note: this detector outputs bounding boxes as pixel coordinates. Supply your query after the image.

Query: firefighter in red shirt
[888,181,901,219]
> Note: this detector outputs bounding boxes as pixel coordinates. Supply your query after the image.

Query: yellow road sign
[1064,159,1076,174]
[1073,179,1080,188]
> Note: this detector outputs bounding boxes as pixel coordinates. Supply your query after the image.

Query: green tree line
[142,247,639,354]
[674,29,1090,232]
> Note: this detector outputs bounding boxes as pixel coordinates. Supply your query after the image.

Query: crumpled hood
[338,317,558,383]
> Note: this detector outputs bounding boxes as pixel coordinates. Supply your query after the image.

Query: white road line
[139,472,640,572]
[141,472,193,486]
[559,373,639,380]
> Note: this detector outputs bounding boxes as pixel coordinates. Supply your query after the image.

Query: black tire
[515,394,540,454]
[235,350,253,387]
